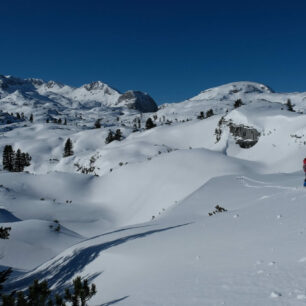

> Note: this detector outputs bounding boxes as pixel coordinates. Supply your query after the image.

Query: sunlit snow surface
[1,79,306,305]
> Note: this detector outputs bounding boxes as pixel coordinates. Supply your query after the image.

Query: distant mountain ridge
[0,75,158,113]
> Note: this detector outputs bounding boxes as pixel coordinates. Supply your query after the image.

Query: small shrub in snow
[50,220,61,232]
[105,129,123,144]
[208,205,227,216]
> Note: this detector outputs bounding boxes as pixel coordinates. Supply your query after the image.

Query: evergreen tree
[286,99,294,112]
[0,227,11,240]
[145,118,156,129]
[105,130,115,144]
[64,118,67,125]
[29,114,33,123]
[21,152,31,169]
[0,227,11,296]
[14,149,23,172]
[16,113,21,120]
[65,276,96,306]
[206,109,214,118]
[63,138,73,157]
[114,129,123,141]
[234,99,243,108]
[2,145,14,172]
[46,118,50,123]
[94,119,101,129]
[197,111,204,119]
[58,118,62,124]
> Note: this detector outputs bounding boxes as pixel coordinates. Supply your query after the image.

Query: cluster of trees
[0,227,96,306]
[13,113,33,123]
[46,118,67,125]
[1,277,96,305]
[2,146,31,172]
[105,129,123,144]
[197,109,214,120]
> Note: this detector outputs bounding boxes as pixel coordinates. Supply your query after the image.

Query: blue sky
[2,0,306,104]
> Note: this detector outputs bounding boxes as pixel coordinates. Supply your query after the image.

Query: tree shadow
[100,295,129,306]
[6,223,190,294]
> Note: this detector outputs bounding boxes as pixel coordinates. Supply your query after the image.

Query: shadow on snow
[5,223,190,296]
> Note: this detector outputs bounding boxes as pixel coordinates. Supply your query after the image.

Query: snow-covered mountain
[0,75,158,119]
[2,76,306,305]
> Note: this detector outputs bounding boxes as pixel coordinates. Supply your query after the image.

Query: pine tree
[105,130,115,144]
[94,119,101,129]
[234,99,243,108]
[21,152,31,169]
[14,149,23,172]
[0,227,11,240]
[145,118,156,129]
[206,109,214,118]
[29,114,33,123]
[197,111,204,119]
[114,129,123,141]
[64,118,67,125]
[16,113,21,120]
[63,138,73,157]
[46,118,50,123]
[286,99,294,112]
[0,227,11,295]
[58,118,62,124]
[2,145,14,172]
[65,276,96,306]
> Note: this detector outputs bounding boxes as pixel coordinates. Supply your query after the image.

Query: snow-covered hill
[1,76,306,305]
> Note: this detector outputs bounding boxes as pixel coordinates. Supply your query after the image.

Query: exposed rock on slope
[228,123,260,148]
[117,90,158,112]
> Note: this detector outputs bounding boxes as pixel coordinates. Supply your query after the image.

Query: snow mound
[192,81,274,101]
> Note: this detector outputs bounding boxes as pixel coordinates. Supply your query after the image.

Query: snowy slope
[1,76,306,305]
[7,171,306,305]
